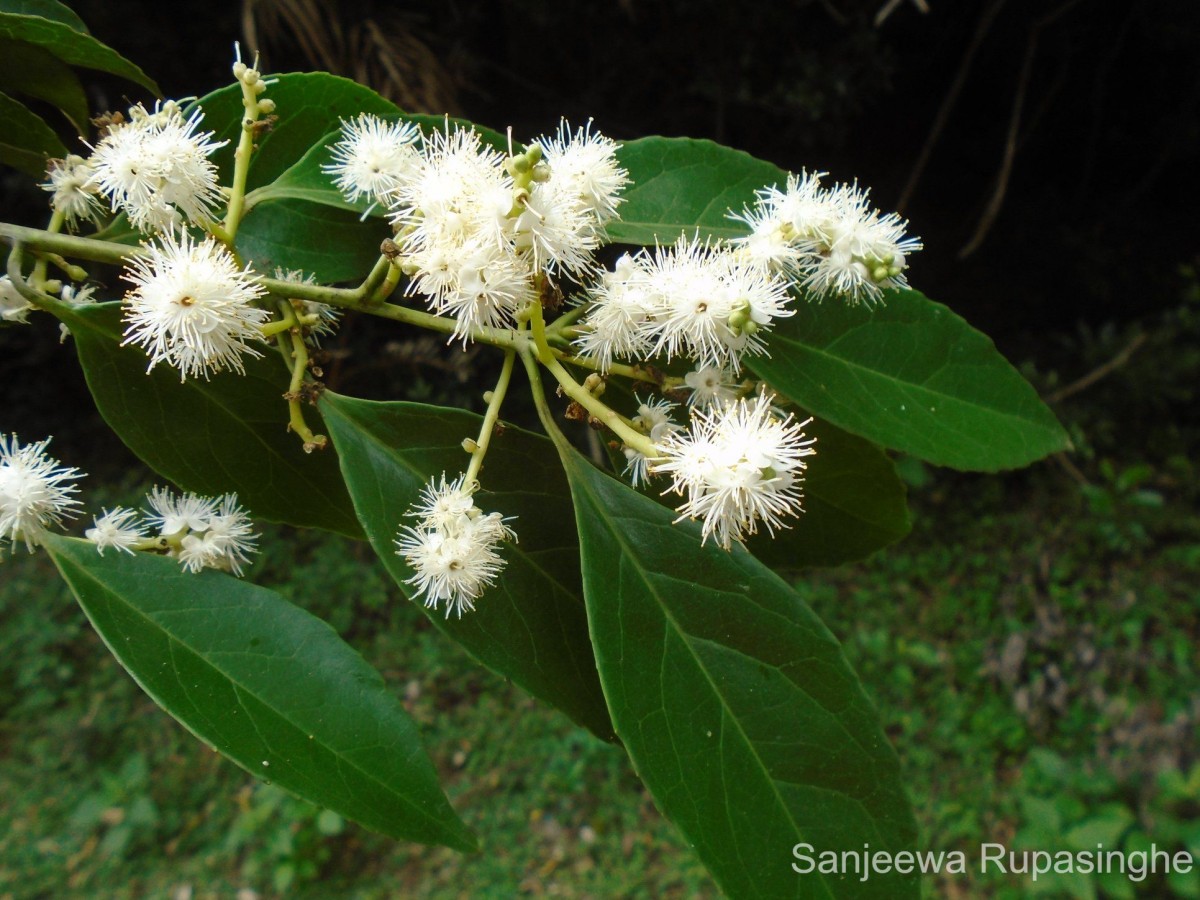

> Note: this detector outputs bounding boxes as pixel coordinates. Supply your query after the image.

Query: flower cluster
[731,170,922,305]
[86,100,227,233]
[121,231,270,379]
[575,235,793,372]
[653,392,817,549]
[87,487,258,575]
[326,116,627,340]
[40,154,105,229]
[0,435,84,551]
[394,474,515,618]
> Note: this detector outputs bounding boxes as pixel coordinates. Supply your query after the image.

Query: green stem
[222,76,263,240]
[544,300,590,334]
[519,349,573,455]
[4,244,57,311]
[278,299,327,451]
[555,352,684,388]
[369,261,403,303]
[463,350,516,487]
[529,301,657,456]
[30,209,65,288]
[35,251,88,283]
[0,223,533,351]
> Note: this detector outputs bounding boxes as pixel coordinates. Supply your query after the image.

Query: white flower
[413,238,535,341]
[86,507,147,555]
[144,485,218,534]
[683,364,740,408]
[0,276,33,324]
[394,474,515,618]
[143,487,258,575]
[622,395,682,487]
[41,155,105,229]
[513,178,599,277]
[609,234,792,372]
[653,393,816,549]
[513,120,626,277]
[176,493,258,576]
[0,434,84,551]
[730,172,921,305]
[323,114,422,208]
[572,253,657,370]
[87,101,226,233]
[533,119,627,226]
[57,283,100,343]
[121,231,270,379]
[805,183,922,304]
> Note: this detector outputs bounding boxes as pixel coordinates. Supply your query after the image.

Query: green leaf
[56,302,363,539]
[0,38,90,134]
[748,288,1070,471]
[745,417,910,569]
[0,12,157,94]
[608,136,785,246]
[555,443,918,898]
[235,198,386,284]
[0,88,64,175]
[318,393,614,742]
[42,534,475,851]
[0,0,88,32]
[192,73,404,192]
[246,116,509,216]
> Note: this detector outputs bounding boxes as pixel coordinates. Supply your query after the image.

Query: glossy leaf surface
[748,288,1070,471]
[58,302,362,538]
[44,534,474,850]
[558,445,919,898]
[609,136,785,245]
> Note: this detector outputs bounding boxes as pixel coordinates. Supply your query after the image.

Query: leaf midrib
[569,458,849,900]
[763,332,1061,436]
[72,308,357,533]
[49,541,464,842]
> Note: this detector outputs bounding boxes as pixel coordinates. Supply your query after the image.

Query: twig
[958,0,1090,258]
[874,0,929,29]
[897,0,1007,212]
[1046,332,1147,404]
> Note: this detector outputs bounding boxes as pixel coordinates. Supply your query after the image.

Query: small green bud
[525,143,543,164]
[872,265,889,282]
[462,438,479,454]
[510,155,531,174]
[483,390,495,404]
[727,302,753,335]
[43,278,62,294]
[257,98,276,115]
[242,68,260,86]
[530,162,551,183]
[252,80,267,96]
[232,61,248,80]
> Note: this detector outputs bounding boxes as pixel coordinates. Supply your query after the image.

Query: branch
[1046,331,1146,404]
